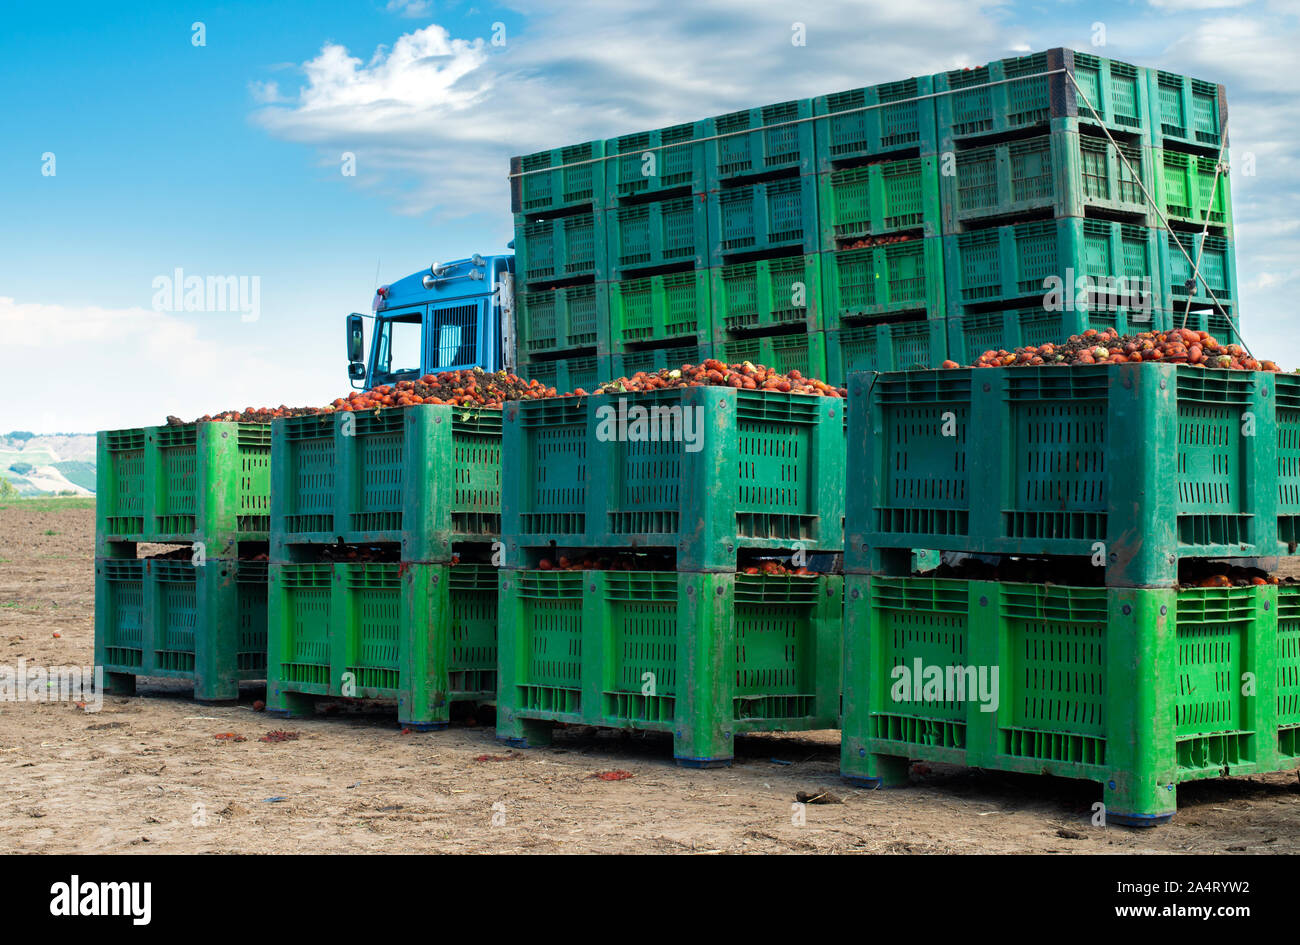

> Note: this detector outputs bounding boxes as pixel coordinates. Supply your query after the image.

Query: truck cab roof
[376,254,513,310]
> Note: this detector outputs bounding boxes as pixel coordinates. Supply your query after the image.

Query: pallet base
[266,687,486,730]
[843,751,1189,827]
[496,718,737,767]
[841,574,1300,826]
[99,670,261,702]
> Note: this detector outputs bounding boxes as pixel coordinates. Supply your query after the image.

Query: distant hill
[0,432,96,496]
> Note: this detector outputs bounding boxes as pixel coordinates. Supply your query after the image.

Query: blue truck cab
[346,252,515,388]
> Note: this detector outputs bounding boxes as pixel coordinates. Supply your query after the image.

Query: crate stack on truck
[94,422,271,700]
[509,141,610,394]
[508,49,1240,389]
[941,48,1238,364]
[264,406,501,728]
[814,76,945,384]
[495,386,846,764]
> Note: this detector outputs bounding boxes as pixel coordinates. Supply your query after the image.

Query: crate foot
[1103,779,1176,827]
[103,672,137,696]
[841,773,902,789]
[1106,810,1175,828]
[400,720,448,732]
[266,689,315,718]
[842,748,911,787]
[675,756,732,769]
[497,715,554,747]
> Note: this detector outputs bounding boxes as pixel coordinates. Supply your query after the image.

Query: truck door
[370,305,425,385]
[427,298,490,371]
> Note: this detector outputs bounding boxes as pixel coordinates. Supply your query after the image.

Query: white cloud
[386,0,433,17]
[1164,15,1300,92]
[0,297,301,433]
[248,80,285,105]
[1149,0,1252,9]
[251,1,1006,218]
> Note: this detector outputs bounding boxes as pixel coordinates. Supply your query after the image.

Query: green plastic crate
[713,331,829,383]
[1275,376,1300,550]
[813,76,939,171]
[846,363,1283,584]
[818,156,941,248]
[935,49,1152,149]
[266,561,498,727]
[270,405,501,561]
[944,306,1161,365]
[514,211,603,285]
[707,99,816,184]
[606,196,709,279]
[1149,70,1226,151]
[709,175,820,263]
[96,423,271,554]
[1154,150,1231,229]
[605,341,713,380]
[608,270,712,351]
[518,354,603,394]
[1163,230,1238,313]
[605,121,708,203]
[519,282,609,357]
[711,255,822,336]
[826,320,946,385]
[502,386,845,570]
[497,570,842,764]
[821,238,945,327]
[941,132,1152,231]
[842,575,1300,825]
[510,141,604,214]
[945,217,1164,314]
[95,557,268,700]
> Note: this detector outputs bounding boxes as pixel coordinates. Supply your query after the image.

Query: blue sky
[2,0,1297,432]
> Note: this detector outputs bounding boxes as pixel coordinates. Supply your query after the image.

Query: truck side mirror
[347,313,364,363]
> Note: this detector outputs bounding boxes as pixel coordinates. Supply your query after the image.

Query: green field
[0,496,95,513]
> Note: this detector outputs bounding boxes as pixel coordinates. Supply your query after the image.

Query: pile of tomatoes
[168,360,848,426]
[328,369,555,411]
[593,359,844,397]
[741,561,818,576]
[840,234,915,251]
[952,327,1281,371]
[167,369,558,424]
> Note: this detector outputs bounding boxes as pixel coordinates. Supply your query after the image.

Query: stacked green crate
[497,570,842,765]
[841,576,1300,825]
[598,120,712,379]
[701,100,834,381]
[813,76,946,384]
[845,362,1286,583]
[497,386,846,764]
[266,403,502,728]
[511,140,612,387]
[840,362,1298,822]
[94,422,272,700]
[1146,67,1236,339]
[266,560,498,729]
[934,48,1238,362]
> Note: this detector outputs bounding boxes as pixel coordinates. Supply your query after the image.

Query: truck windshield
[372,312,422,383]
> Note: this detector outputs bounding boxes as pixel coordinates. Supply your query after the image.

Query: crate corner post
[673,572,734,767]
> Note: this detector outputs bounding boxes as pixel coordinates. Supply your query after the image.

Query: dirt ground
[1,499,1299,854]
